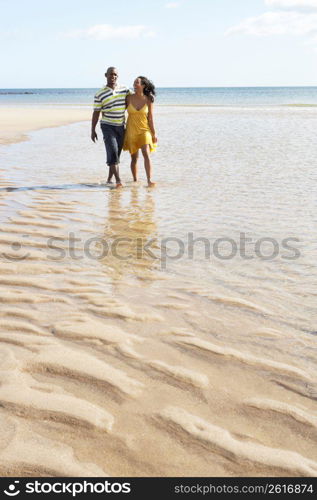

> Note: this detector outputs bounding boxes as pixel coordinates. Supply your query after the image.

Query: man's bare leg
[107,166,114,183]
[107,165,120,184]
[109,164,122,188]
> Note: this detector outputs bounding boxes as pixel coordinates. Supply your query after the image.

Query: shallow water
[0,106,316,476]
[2,107,316,332]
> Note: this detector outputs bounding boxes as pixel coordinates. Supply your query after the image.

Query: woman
[123,76,157,187]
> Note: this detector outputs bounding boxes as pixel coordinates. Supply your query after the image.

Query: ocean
[0,86,316,476]
[1,86,317,106]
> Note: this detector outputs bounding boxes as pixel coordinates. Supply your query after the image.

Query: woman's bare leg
[141,145,155,187]
[130,152,139,181]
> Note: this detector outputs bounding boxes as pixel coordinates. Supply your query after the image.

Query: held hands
[91,131,98,143]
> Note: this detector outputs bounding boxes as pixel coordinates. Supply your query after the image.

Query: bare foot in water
[116,183,123,189]
[148,181,156,187]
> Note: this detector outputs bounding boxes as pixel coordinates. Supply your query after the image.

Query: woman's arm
[125,93,131,109]
[147,99,157,142]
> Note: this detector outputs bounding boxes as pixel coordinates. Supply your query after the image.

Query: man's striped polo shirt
[93,85,130,126]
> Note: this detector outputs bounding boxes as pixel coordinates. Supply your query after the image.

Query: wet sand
[0,109,316,477]
[0,106,90,145]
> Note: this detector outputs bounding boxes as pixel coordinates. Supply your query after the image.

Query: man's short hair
[106,66,117,75]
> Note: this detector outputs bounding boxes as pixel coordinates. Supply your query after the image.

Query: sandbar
[0,106,91,145]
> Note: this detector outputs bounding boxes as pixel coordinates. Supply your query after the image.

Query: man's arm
[91,110,100,142]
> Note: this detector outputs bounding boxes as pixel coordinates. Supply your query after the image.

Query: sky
[1,0,317,87]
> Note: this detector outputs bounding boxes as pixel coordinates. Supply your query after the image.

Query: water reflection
[100,186,159,282]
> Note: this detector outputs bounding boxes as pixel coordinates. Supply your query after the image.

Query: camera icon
[4,481,20,496]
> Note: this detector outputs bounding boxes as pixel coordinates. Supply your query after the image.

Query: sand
[0,109,316,477]
[0,106,91,145]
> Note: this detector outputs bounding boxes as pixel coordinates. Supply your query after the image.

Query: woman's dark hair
[138,76,156,102]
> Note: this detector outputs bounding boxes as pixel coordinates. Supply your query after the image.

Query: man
[91,67,130,188]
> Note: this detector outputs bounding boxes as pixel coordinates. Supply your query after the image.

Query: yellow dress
[123,103,157,155]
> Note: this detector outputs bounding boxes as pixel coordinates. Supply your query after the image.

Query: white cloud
[64,24,155,40]
[265,0,317,9]
[226,11,317,36]
[165,2,180,8]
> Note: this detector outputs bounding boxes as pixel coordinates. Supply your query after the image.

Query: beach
[0,93,316,477]
[0,107,91,145]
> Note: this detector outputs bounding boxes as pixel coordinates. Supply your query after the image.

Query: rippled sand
[0,107,316,477]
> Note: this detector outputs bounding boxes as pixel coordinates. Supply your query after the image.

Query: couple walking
[91,66,157,188]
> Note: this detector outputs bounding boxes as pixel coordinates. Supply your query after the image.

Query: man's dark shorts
[100,123,125,166]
